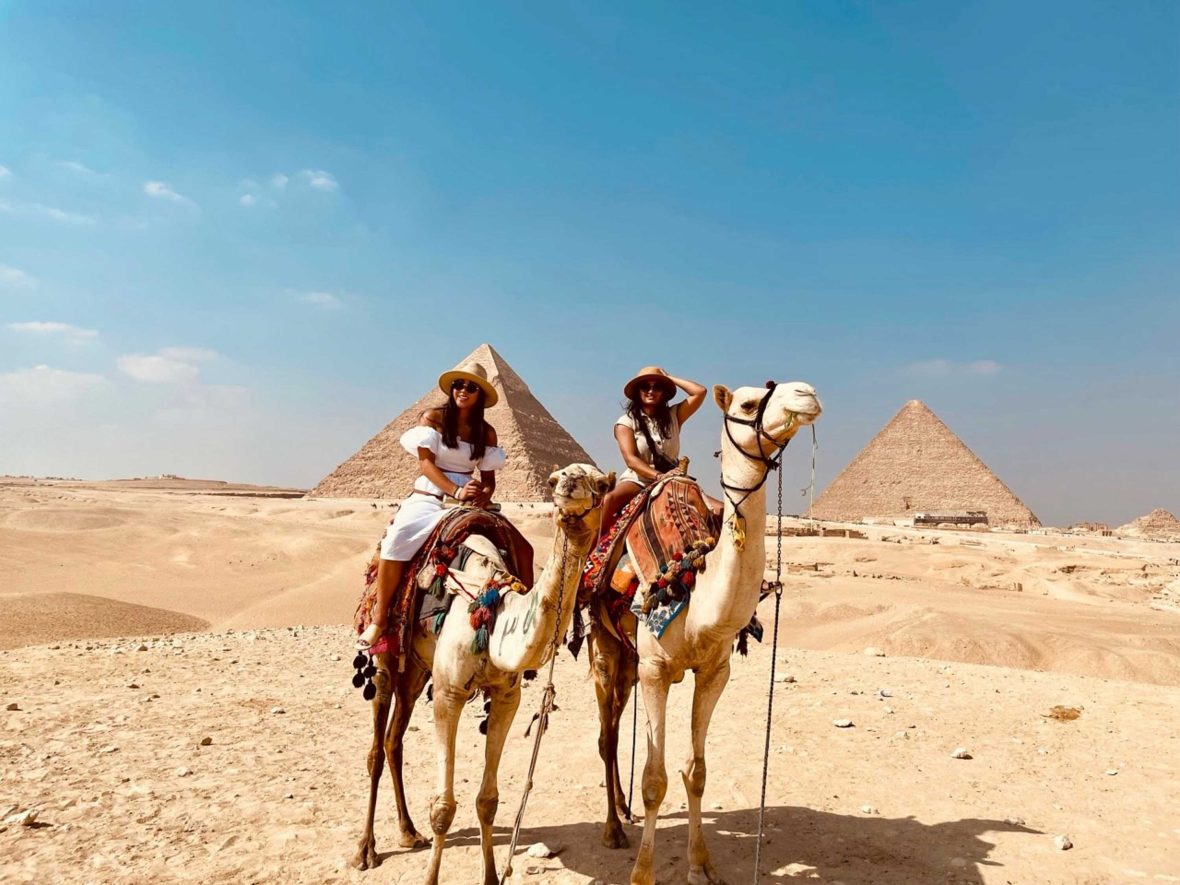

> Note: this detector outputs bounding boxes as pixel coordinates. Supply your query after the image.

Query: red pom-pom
[435,564,447,576]
[657,578,668,588]
[682,571,696,588]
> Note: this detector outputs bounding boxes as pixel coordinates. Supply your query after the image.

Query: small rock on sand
[176,766,192,777]
[271,707,286,715]
[1105,768,1118,776]
[863,647,885,657]
[199,737,213,747]
[526,842,559,858]
[833,719,854,728]
[860,805,877,814]
[5,702,19,711]
[1054,834,1073,850]
[4,808,38,827]
[950,747,973,759]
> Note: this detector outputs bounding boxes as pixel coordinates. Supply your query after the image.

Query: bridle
[716,381,797,532]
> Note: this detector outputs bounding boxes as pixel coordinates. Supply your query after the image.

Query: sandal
[355,622,382,651]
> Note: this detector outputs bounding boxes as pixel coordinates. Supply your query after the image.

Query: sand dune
[2,480,1180,882]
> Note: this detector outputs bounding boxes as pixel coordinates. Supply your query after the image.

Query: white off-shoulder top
[399,425,507,497]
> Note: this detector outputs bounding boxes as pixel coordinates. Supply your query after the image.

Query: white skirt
[379,468,472,562]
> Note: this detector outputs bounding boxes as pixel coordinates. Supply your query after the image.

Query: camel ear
[595,471,617,496]
[547,470,560,489]
[713,384,732,412]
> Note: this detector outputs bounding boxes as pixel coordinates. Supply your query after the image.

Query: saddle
[573,474,720,654]
[354,507,535,662]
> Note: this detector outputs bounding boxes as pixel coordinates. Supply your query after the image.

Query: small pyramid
[809,400,1040,528]
[311,344,598,501]
[1117,508,1180,540]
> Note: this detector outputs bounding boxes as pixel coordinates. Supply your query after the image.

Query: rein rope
[716,383,795,533]
[753,449,786,882]
[499,527,573,884]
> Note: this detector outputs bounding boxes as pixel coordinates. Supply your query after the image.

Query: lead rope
[753,459,785,882]
[627,681,638,818]
[804,424,818,524]
[499,533,571,885]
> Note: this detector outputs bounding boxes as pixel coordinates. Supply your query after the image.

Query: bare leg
[476,685,522,885]
[601,481,643,537]
[351,656,394,869]
[684,657,731,885]
[358,559,404,646]
[424,685,464,885]
[387,657,431,848]
[630,662,671,885]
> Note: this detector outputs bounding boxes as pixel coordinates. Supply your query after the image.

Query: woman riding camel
[356,361,505,650]
[600,366,707,531]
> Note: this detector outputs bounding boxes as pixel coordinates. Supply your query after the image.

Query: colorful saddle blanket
[354,507,534,660]
[573,476,720,650]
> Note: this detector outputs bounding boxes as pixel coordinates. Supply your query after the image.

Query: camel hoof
[602,821,630,849]
[350,839,380,870]
[397,829,430,849]
[687,864,727,885]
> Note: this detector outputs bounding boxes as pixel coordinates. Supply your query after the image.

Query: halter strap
[716,382,794,523]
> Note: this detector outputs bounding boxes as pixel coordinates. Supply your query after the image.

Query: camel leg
[387,660,431,848]
[630,663,671,885]
[476,685,521,885]
[683,658,731,885]
[351,660,394,870]
[593,626,631,848]
[423,685,463,885]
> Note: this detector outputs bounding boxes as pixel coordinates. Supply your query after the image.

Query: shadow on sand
[427,804,1040,884]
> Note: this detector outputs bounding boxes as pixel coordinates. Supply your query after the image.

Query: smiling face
[632,378,674,411]
[449,379,484,410]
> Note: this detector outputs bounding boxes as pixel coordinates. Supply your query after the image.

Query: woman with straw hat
[356,361,505,650]
[600,366,707,530]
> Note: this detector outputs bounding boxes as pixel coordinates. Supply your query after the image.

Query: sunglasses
[451,380,482,394]
[638,381,668,393]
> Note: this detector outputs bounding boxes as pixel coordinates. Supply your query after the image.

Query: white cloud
[0,264,37,289]
[906,358,1003,378]
[271,173,289,190]
[117,353,201,383]
[144,181,197,208]
[57,160,102,177]
[298,291,342,310]
[299,169,338,192]
[0,198,96,225]
[158,346,220,362]
[0,364,106,404]
[8,321,98,341]
[0,165,10,180]
[239,193,257,207]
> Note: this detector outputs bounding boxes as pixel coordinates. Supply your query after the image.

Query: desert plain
[2,477,1179,884]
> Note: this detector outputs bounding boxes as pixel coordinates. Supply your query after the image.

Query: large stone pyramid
[311,344,597,501]
[809,400,1040,528]
[1117,508,1180,540]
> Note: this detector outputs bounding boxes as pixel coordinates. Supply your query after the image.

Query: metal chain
[499,533,570,885]
[754,462,785,881]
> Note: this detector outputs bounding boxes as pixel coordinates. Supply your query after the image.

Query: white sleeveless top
[614,411,680,487]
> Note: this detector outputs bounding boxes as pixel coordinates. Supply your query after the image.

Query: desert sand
[3,478,1179,883]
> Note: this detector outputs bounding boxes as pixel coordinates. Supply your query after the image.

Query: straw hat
[438,361,499,407]
[623,366,676,402]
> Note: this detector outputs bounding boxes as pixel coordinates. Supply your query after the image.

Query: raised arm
[666,373,707,424]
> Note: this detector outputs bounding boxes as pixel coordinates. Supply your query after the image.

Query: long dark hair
[441,392,488,460]
[625,396,673,438]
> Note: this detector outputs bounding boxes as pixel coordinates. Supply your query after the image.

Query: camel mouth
[553,495,595,520]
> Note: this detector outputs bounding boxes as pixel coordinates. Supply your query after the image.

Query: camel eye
[740,400,757,412]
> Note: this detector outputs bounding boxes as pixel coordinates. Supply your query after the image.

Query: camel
[589,380,822,885]
[350,463,615,885]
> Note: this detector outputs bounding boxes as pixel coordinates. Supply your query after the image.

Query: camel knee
[429,794,456,836]
[683,756,706,798]
[641,769,667,808]
[365,745,385,777]
[475,792,498,826]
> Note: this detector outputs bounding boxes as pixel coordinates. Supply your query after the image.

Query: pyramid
[808,400,1040,528]
[311,344,598,501]
[1117,508,1180,540]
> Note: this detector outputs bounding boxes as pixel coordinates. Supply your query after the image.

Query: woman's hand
[455,479,481,503]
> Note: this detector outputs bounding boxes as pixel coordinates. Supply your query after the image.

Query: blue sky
[1,1,1176,526]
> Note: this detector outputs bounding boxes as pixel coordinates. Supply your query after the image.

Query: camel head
[713,381,823,464]
[547,463,615,538]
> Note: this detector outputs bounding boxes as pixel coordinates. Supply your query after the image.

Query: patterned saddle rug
[354,507,534,662]
[573,475,720,653]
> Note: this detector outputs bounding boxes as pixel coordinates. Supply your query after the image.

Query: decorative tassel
[432,610,447,634]
[472,625,489,653]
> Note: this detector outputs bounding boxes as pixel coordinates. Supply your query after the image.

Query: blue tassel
[432,610,447,634]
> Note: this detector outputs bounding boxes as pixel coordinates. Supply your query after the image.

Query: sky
[0,1,1177,527]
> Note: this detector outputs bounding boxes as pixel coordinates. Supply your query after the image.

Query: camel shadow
[435,804,1040,884]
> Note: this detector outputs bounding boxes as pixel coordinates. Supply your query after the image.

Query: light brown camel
[589,381,822,885]
[350,463,614,882]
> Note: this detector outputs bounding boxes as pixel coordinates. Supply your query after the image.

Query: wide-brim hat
[624,366,676,402]
[438,360,499,407]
